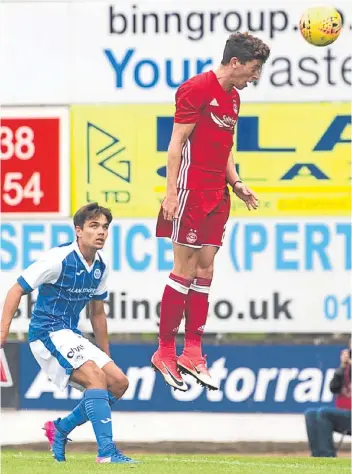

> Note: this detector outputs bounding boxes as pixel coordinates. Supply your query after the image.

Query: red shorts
[156,188,230,248]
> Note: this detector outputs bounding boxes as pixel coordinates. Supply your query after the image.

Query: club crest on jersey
[186,231,198,244]
[94,269,101,279]
[233,102,238,114]
[210,112,236,131]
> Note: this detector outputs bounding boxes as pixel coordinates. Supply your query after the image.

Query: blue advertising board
[19,343,343,413]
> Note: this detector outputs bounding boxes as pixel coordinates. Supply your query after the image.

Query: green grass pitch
[2,451,351,474]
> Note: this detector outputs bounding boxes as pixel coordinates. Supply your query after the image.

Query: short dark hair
[73,202,113,229]
[221,32,270,65]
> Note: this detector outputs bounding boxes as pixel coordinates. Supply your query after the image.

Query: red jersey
[174,70,240,190]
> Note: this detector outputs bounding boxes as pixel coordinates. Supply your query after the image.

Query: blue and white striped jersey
[17,241,109,342]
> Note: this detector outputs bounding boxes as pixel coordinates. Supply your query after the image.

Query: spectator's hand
[340,349,350,367]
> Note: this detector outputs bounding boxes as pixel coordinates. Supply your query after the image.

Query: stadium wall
[1,342,349,446]
[1,410,345,446]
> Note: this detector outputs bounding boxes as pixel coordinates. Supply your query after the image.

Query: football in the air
[299,6,342,46]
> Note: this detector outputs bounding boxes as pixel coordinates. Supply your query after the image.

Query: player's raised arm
[226,152,258,211]
[0,283,25,348]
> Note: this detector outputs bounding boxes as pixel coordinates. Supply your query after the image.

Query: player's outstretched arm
[163,122,196,221]
[0,283,25,348]
[89,300,111,357]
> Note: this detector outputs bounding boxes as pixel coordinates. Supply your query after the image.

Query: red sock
[159,273,192,354]
[184,278,212,354]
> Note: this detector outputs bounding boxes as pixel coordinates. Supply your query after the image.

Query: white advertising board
[1,1,351,104]
[0,218,350,333]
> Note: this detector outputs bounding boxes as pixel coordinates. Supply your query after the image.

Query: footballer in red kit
[157,70,240,248]
[153,33,271,392]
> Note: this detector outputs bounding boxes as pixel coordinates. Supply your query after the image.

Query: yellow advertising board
[71,103,351,217]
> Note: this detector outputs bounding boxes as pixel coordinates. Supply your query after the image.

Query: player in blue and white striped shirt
[0,203,138,464]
